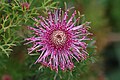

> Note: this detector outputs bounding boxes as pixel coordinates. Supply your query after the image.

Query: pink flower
[25,9,92,72]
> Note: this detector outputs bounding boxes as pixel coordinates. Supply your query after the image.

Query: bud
[21,2,30,10]
[1,74,12,80]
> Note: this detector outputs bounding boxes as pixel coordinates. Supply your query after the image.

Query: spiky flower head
[25,8,92,72]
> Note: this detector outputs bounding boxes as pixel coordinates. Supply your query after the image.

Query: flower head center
[51,30,67,46]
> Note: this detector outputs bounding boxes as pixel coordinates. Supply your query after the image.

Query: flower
[25,9,92,72]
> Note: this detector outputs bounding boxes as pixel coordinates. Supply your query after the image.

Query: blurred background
[0,0,120,80]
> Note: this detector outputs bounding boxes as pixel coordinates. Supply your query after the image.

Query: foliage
[0,0,58,56]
